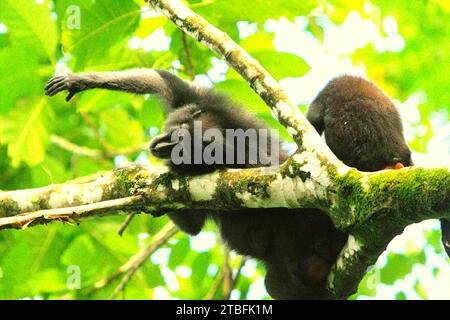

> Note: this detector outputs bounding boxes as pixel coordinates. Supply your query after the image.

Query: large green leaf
[379,251,426,285]
[196,0,319,26]
[0,46,40,112]
[240,32,275,52]
[60,0,141,70]
[61,233,120,283]
[353,1,450,115]
[252,51,310,79]
[0,0,57,63]
[215,79,268,113]
[168,236,190,269]
[191,252,212,289]
[98,107,144,148]
[0,98,49,167]
[0,242,34,298]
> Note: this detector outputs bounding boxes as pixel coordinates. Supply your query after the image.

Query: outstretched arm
[45,69,196,108]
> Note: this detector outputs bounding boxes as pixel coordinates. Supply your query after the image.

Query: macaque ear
[149,131,178,159]
[384,162,405,170]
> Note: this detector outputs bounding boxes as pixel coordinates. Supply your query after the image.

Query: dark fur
[46,70,432,299]
[308,76,449,259]
[307,75,413,171]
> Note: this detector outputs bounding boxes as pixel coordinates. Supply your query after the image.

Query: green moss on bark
[211,170,276,209]
[280,158,311,181]
[152,171,190,203]
[0,196,21,217]
[114,166,146,196]
[367,168,450,221]
[330,167,450,231]
[331,169,369,229]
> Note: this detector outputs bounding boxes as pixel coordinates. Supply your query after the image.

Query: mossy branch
[0,163,448,298]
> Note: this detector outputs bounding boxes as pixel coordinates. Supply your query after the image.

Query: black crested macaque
[45,70,426,299]
[307,75,413,171]
[307,76,450,258]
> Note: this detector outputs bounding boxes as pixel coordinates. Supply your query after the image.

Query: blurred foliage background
[0,0,449,300]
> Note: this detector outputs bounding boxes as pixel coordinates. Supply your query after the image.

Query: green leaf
[60,0,141,70]
[0,241,34,298]
[140,97,167,131]
[354,1,450,114]
[0,98,49,167]
[83,42,161,71]
[0,46,40,112]
[168,236,190,269]
[30,155,71,186]
[170,29,213,76]
[196,0,319,25]
[240,32,275,52]
[0,33,10,49]
[395,291,408,300]
[414,280,428,299]
[380,251,426,285]
[99,107,144,148]
[134,16,167,38]
[61,234,118,283]
[252,51,310,79]
[0,0,57,63]
[191,252,212,287]
[352,268,378,298]
[424,229,444,255]
[28,269,68,294]
[77,90,134,112]
[215,79,268,113]
[142,264,166,288]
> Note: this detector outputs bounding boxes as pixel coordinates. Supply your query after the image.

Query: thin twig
[181,32,195,80]
[50,135,103,158]
[80,112,110,151]
[224,258,247,300]
[202,253,247,300]
[202,248,230,300]
[51,134,148,159]
[221,249,232,297]
[0,196,143,230]
[118,213,136,236]
[202,269,224,300]
[64,171,110,184]
[203,239,230,300]
[109,222,179,299]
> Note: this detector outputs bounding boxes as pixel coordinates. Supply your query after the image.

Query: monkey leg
[167,211,206,235]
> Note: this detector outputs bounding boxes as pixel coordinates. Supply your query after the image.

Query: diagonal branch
[145,0,341,167]
[85,222,178,298]
[109,222,178,299]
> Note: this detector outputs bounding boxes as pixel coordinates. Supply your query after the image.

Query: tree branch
[85,222,178,297]
[0,195,143,230]
[145,0,341,167]
[50,135,103,158]
[109,222,178,299]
